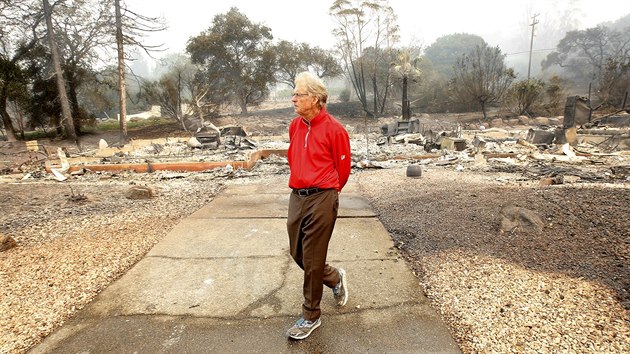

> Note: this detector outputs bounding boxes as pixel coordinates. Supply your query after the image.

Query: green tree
[21,43,63,134]
[141,77,178,118]
[43,0,77,144]
[452,43,515,119]
[53,0,114,137]
[275,41,342,88]
[274,41,304,88]
[307,47,343,80]
[141,53,209,131]
[600,57,630,108]
[423,33,486,79]
[0,57,35,139]
[505,79,545,116]
[0,0,43,141]
[398,53,453,113]
[78,65,119,119]
[542,75,566,116]
[542,25,630,106]
[187,8,277,115]
[30,69,61,133]
[364,46,396,115]
[330,0,399,117]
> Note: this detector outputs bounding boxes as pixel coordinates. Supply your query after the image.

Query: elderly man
[285,71,352,340]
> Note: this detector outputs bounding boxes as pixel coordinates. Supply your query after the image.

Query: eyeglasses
[292,93,310,98]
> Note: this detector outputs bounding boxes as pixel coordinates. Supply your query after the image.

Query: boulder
[548,117,563,126]
[499,205,544,234]
[490,118,504,127]
[507,118,520,126]
[125,186,157,200]
[533,117,551,126]
[0,233,17,252]
[518,115,530,125]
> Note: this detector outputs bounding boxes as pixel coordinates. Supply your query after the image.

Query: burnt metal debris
[2,96,629,185]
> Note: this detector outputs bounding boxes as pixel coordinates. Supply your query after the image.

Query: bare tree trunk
[177,72,187,131]
[192,87,208,128]
[372,76,378,116]
[480,100,488,120]
[43,0,78,146]
[402,76,409,120]
[197,104,205,127]
[10,101,26,139]
[115,0,128,143]
[66,71,82,136]
[0,86,17,141]
[239,98,248,115]
[194,97,205,128]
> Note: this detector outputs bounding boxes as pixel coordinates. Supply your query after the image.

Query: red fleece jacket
[288,108,351,192]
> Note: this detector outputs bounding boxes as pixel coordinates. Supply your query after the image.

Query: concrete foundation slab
[30,180,461,353]
[190,193,375,219]
[32,306,460,354]
[149,218,395,260]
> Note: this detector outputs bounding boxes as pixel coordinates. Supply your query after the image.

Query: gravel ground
[0,171,229,353]
[356,167,630,353]
[1,115,630,353]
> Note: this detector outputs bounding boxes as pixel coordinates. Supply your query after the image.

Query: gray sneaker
[333,268,348,307]
[287,317,321,340]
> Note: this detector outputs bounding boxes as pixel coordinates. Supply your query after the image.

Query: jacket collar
[301,108,327,126]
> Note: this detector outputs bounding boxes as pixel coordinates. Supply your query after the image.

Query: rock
[533,117,551,126]
[0,233,17,252]
[507,118,520,126]
[98,139,108,149]
[539,177,555,186]
[491,118,504,127]
[499,205,544,234]
[553,175,581,184]
[518,115,530,125]
[125,186,157,200]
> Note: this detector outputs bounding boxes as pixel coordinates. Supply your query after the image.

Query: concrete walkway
[31,176,461,353]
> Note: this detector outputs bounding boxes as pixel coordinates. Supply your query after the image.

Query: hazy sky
[128,0,630,77]
[129,0,630,51]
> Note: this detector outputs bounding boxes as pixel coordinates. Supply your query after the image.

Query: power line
[506,48,556,56]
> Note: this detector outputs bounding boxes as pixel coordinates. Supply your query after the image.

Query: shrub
[338,88,351,102]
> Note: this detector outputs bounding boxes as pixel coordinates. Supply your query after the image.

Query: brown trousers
[287,189,341,321]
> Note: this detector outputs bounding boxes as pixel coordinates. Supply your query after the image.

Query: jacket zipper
[304,120,311,148]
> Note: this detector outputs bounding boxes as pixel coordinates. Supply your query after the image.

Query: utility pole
[527,13,539,80]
